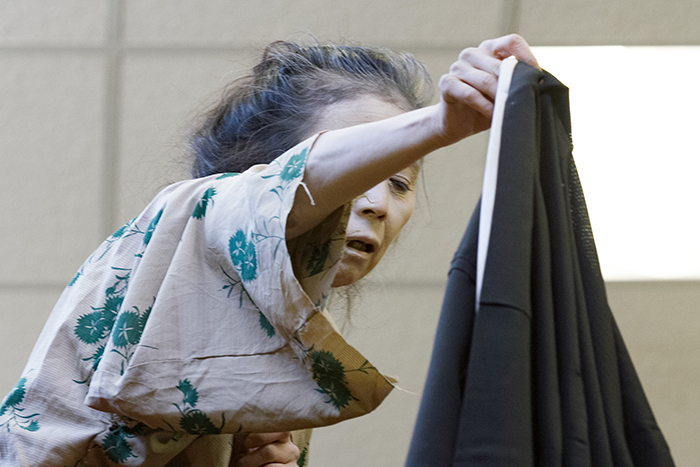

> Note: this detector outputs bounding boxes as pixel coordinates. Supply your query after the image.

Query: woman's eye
[389,178,411,193]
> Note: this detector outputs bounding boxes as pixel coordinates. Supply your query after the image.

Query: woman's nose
[354,182,389,219]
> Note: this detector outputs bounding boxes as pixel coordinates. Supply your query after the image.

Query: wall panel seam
[101,0,124,238]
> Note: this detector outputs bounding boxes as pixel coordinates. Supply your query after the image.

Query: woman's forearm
[285,104,445,239]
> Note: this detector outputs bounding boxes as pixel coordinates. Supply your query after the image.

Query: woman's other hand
[433,34,540,145]
[230,432,300,467]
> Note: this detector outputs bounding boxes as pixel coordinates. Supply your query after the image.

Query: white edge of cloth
[476,56,518,312]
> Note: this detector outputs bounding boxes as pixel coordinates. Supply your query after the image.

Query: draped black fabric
[405,62,675,467]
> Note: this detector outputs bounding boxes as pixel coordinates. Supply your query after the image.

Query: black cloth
[405,62,675,467]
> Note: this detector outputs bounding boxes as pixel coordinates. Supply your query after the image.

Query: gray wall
[0,1,698,465]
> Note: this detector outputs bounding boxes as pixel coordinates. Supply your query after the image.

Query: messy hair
[190,41,434,177]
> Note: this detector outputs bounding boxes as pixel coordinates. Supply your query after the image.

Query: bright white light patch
[532,46,700,281]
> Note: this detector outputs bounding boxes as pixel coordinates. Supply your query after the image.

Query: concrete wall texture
[0,1,698,465]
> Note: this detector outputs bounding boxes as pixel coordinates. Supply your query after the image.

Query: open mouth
[347,239,376,254]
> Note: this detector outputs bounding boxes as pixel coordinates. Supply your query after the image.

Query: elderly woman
[0,35,537,466]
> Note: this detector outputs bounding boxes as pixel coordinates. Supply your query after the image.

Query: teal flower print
[143,208,163,246]
[99,421,144,464]
[215,172,239,180]
[191,187,216,220]
[110,223,130,240]
[258,311,276,338]
[297,447,308,467]
[75,311,107,345]
[229,230,247,266]
[102,429,136,463]
[75,286,126,345]
[112,311,141,348]
[176,379,199,407]
[179,410,222,435]
[228,230,257,282]
[73,270,133,385]
[100,294,124,329]
[138,304,152,333]
[310,350,353,410]
[23,420,39,431]
[1,376,40,432]
[68,267,82,287]
[91,217,140,263]
[240,242,257,281]
[306,239,331,276]
[89,345,105,371]
[279,148,307,181]
[220,266,261,313]
[0,378,26,416]
[170,380,225,435]
[109,303,156,375]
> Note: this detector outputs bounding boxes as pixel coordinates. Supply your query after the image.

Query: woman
[0,35,538,466]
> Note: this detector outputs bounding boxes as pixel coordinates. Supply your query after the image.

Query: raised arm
[285,34,539,239]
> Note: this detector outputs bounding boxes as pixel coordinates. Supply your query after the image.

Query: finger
[438,73,494,119]
[456,47,503,79]
[244,432,291,450]
[449,59,499,100]
[238,441,300,467]
[479,34,540,69]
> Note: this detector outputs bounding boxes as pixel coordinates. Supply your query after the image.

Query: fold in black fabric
[405,62,674,467]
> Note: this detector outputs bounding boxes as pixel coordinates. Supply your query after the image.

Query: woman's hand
[433,34,540,145]
[230,432,300,467]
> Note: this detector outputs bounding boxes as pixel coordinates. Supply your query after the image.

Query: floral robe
[0,135,394,466]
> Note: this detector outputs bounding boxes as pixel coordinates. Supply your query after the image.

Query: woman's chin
[331,264,366,288]
[331,271,354,288]
[331,245,385,287]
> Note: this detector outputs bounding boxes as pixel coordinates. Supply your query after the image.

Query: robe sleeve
[81,133,395,435]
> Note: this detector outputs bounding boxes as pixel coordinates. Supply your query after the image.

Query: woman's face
[308,96,418,287]
[333,161,418,287]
